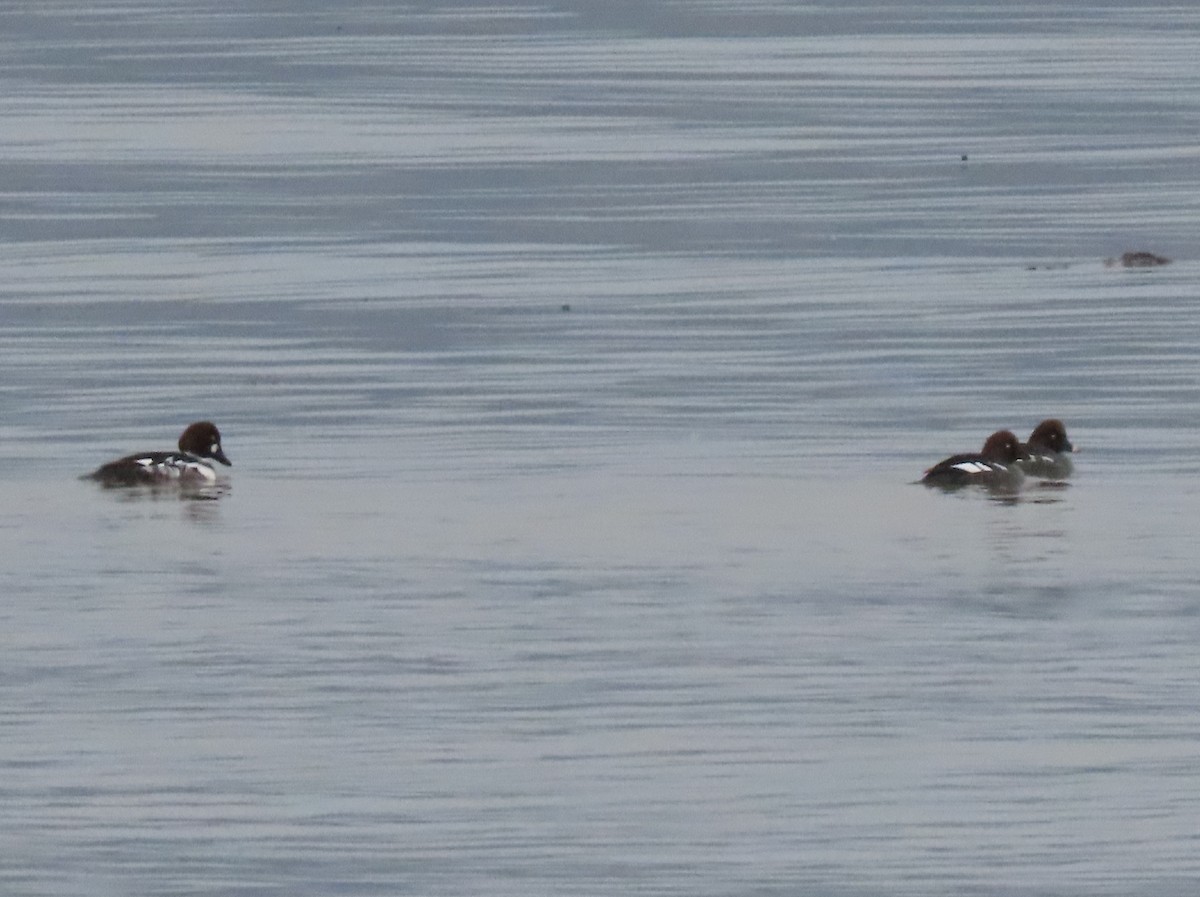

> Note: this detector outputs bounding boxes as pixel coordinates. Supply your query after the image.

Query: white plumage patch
[137,455,218,482]
[951,461,992,474]
[185,460,218,482]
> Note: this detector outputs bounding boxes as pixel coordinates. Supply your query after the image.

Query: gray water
[4,3,1200,895]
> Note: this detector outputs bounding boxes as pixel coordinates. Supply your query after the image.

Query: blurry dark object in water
[1105,251,1171,268]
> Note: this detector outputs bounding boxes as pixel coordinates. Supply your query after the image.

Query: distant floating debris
[960,154,968,162]
[1105,251,1171,268]
[1026,251,1173,272]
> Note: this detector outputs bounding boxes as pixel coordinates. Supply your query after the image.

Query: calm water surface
[3,2,1200,895]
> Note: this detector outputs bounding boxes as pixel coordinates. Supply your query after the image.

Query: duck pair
[922,419,1074,490]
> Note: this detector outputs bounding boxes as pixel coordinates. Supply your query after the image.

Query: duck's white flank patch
[188,461,218,482]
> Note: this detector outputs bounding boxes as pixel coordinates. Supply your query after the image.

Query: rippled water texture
[4,3,1200,895]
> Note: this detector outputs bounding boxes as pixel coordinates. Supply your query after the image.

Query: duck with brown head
[921,430,1024,492]
[1017,419,1074,480]
[85,421,232,487]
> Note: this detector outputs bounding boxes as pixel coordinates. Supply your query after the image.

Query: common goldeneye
[85,421,231,486]
[1018,418,1074,480]
[921,430,1024,490]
